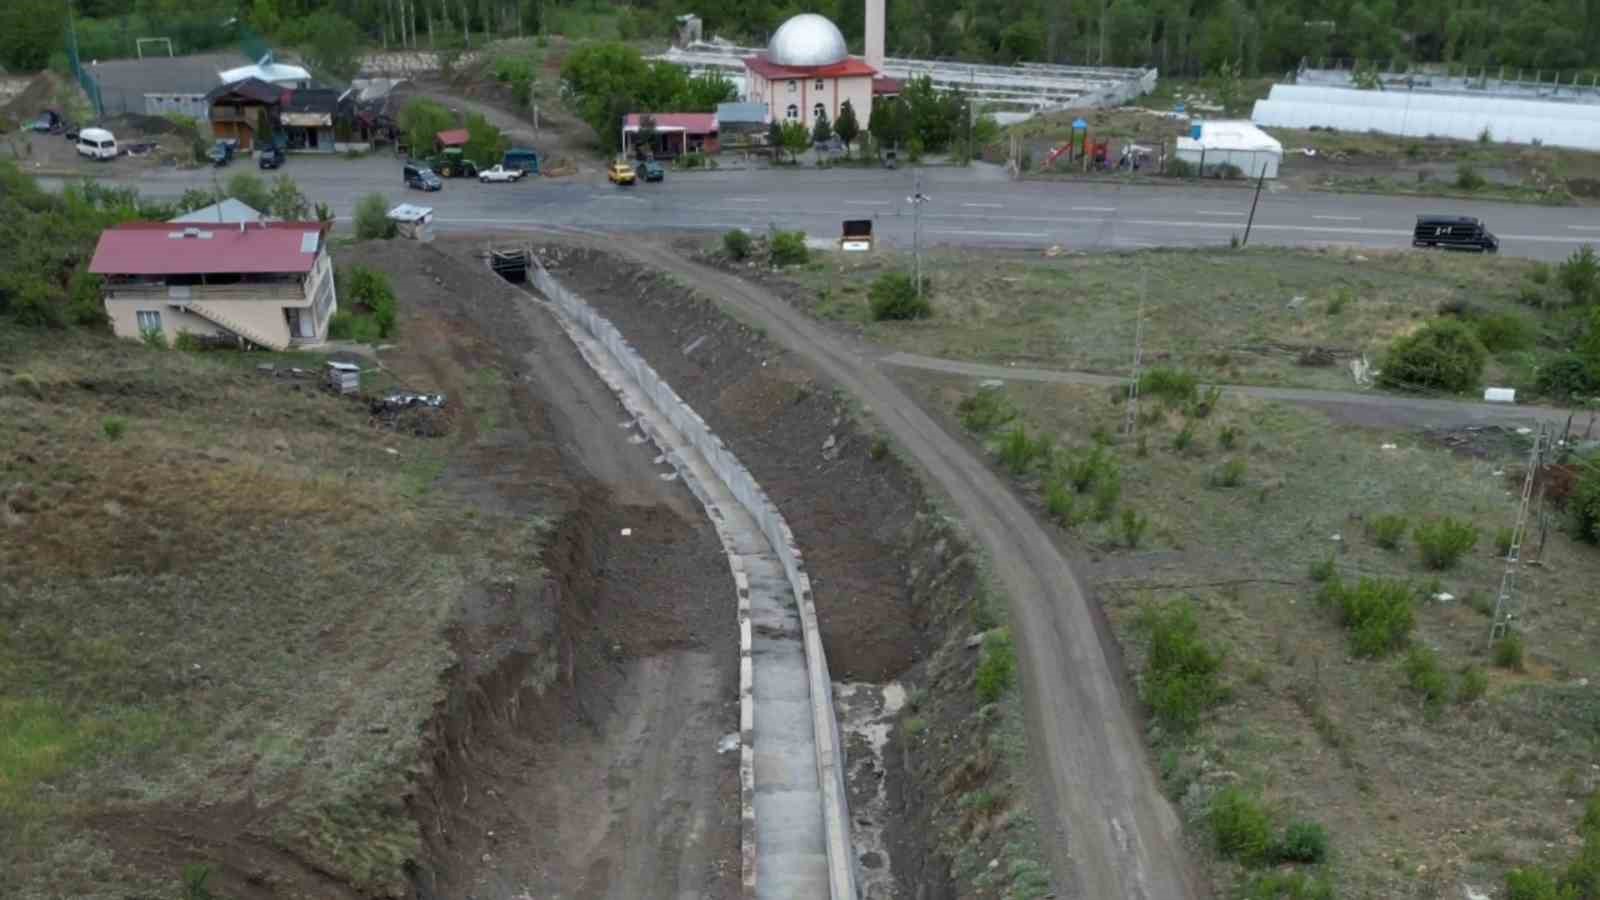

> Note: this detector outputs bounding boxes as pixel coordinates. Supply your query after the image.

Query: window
[787,80,797,93]
[136,310,161,334]
[813,102,825,120]
[786,104,799,120]
[815,78,825,91]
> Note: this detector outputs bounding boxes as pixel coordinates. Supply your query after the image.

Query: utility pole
[1122,269,1147,436]
[1241,166,1267,246]
[908,171,929,296]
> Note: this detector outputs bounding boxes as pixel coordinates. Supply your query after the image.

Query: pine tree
[812,109,832,147]
[835,100,860,153]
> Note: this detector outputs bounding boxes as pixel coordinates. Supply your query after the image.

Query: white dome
[767,13,848,67]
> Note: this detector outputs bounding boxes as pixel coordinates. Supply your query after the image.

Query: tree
[779,120,811,163]
[812,109,832,147]
[1560,245,1600,306]
[0,0,66,72]
[767,119,784,150]
[225,173,273,215]
[869,97,908,153]
[299,11,364,84]
[1212,59,1245,117]
[834,100,861,153]
[353,193,397,240]
[635,113,658,158]
[462,112,508,167]
[398,98,456,158]
[267,175,310,221]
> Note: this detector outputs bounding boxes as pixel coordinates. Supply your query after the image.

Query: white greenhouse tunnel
[1251,84,1600,151]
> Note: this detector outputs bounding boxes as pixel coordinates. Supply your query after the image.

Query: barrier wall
[532,262,858,900]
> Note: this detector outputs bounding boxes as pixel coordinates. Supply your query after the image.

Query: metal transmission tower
[1489,422,1551,643]
[1121,270,1147,436]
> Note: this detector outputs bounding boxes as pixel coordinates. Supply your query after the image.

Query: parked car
[638,160,665,183]
[258,145,285,170]
[478,164,524,183]
[607,160,636,185]
[404,163,443,191]
[29,110,62,134]
[75,127,118,160]
[207,140,235,167]
[1412,215,1498,253]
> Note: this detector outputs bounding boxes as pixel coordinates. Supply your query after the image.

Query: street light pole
[909,170,929,297]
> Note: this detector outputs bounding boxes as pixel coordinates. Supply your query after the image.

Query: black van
[1413,215,1498,253]
[403,162,442,192]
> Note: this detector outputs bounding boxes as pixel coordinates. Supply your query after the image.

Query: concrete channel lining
[531,261,858,900]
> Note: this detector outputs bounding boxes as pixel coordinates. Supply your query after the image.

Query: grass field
[786,247,1581,396]
[0,330,542,898]
[900,367,1600,898]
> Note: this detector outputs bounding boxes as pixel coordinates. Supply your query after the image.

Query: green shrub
[868,272,931,321]
[1271,820,1330,864]
[1092,467,1121,521]
[958,389,1015,434]
[1189,384,1223,419]
[1493,633,1526,671]
[1308,554,1336,583]
[1475,312,1536,353]
[976,629,1016,702]
[1241,871,1335,900]
[342,265,399,339]
[1529,262,1553,285]
[1321,576,1415,657]
[723,228,752,260]
[1536,355,1600,401]
[1379,318,1488,394]
[1219,425,1239,450]
[1121,507,1149,548]
[768,230,809,266]
[1559,244,1600,306]
[139,327,168,349]
[1457,665,1488,703]
[1455,164,1486,191]
[172,331,204,352]
[101,417,127,442]
[1140,602,1227,735]
[1172,422,1196,453]
[1403,645,1450,709]
[1414,516,1478,570]
[1166,157,1195,178]
[1140,367,1199,407]
[12,373,41,399]
[999,424,1049,475]
[1210,458,1247,488]
[1573,466,1600,544]
[1066,446,1111,493]
[869,437,889,461]
[1209,786,1271,864]
[1371,513,1409,550]
[353,193,396,240]
[1325,288,1352,315]
[1496,526,1516,558]
[1505,868,1567,900]
[1045,475,1076,525]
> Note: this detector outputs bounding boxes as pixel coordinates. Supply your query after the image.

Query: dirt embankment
[531,243,1044,897]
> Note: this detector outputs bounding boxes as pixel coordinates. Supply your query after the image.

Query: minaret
[865,0,885,69]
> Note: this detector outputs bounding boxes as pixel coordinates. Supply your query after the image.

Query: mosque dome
[767,13,849,67]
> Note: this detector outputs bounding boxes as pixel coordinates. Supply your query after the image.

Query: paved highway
[44,156,1600,259]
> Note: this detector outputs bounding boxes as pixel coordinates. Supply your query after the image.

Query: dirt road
[608,241,1199,900]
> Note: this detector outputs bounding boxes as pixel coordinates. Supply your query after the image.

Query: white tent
[1175,120,1283,178]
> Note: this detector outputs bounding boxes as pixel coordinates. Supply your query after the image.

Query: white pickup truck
[477,164,525,183]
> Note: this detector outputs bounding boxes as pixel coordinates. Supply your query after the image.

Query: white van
[76,127,118,160]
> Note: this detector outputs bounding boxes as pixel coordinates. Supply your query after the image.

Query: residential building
[90,222,337,351]
[87,52,308,120]
[743,13,876,131]
[205,78,282,152]
[170,198,266,225]
[622,113,720,158]
[279,88,346,152]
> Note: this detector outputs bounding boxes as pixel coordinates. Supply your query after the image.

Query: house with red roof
[89,221,337,351]
[622,113,720,158]
[744,13,878,133]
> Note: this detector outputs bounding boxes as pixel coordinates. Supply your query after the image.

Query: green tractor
[430,147,479,178]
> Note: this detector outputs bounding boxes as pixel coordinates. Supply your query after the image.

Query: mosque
[741,11,897,131]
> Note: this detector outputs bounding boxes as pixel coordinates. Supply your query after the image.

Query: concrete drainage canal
[508,251,860,899]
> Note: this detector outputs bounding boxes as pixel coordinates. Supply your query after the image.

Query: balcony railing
[105,282,309,305]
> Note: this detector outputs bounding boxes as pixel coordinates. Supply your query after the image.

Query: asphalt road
[43,155,1600,260]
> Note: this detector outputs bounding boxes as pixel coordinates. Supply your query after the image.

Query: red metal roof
[872,76,904,95]
[89,222,324,277]
[623,113,718,133]
[742,56,878,80]
[436,128,469,146]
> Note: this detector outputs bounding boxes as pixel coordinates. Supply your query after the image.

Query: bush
[1045,475,1076,525]
[1530,262,1553,285]
[1505,869,1565,900]
[1321,576,1415,657]
[1458,665,1488,703]
[1121,507,1149,548]
[1326,289,1351,315]
[1242,871,1335,900]
[1092,467,1121,521]
[1493,633,1526,671]
[1414,517,1478,570]
[1496,526,1516,558]
[140,327,168,349]
[353,193,396,240]
[1172,422,1196,453]
[1219,425,1239,450]
[1536,355,1600,400]
[1140,367,1198,407]
[1166,157,1195,178]
[172,331,204,352]
[1189,385,1223,419]
[1379,319,1488,394]
[1209,787,1271,863]
[1271,820,1330,864]
[1371,513,1409,550]
[1403,645,1450,709]
[1308,554,1336,583]
[1066,446,1112,493]
[999,424,1050,475]
[1210,458,1247,488]
[1559,245,1600,306]
[1575,466,1600,544]
[976,629,1016,702]
[102,417,127,442]
[868,272,931,321]
[768,230,808,266]
[1475,312,1535,353]
[1456,164,1487,191]
[1140,602,1227,735]
[958,389,1015,434]
[723,228,752,260]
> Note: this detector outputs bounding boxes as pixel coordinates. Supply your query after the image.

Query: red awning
[435,128,469,147]
[89,222,323,276]
[624,113,718,133]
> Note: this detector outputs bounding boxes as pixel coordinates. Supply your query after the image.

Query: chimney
[865,0,885,70]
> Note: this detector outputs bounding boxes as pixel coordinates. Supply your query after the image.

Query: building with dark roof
[205,78,283,151]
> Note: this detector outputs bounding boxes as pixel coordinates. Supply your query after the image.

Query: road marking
[845,200,888,206]
[727,196,766,203]
[929,228,1048,238]
[1569,225,1600,232]
[963,202,1004,208]
[1314,215,1362,222]
[1071,205,1117,212]
[1194,209,1244,216]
